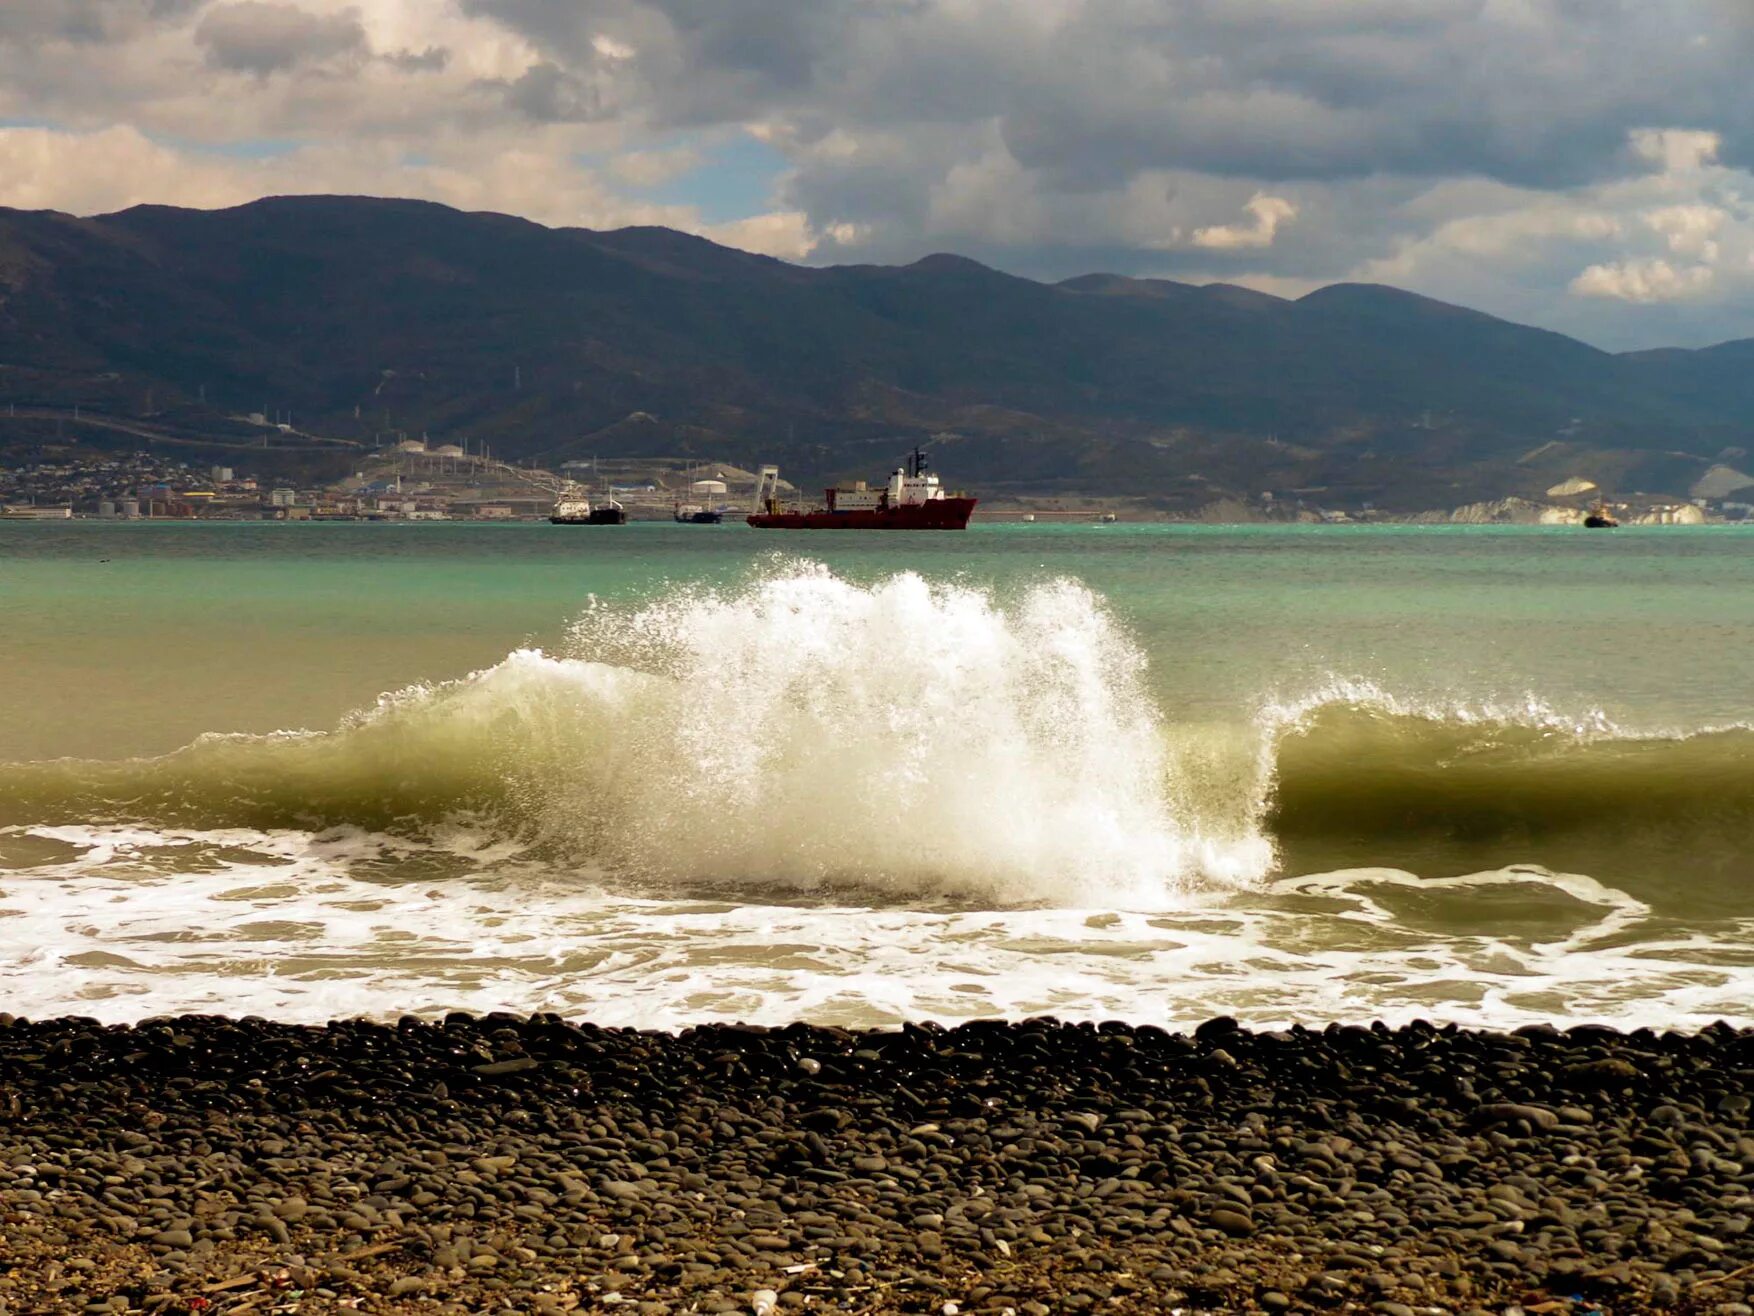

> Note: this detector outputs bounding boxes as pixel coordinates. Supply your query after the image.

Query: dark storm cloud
[194,1,367,75]
[384,46,450,74]
[461,0,1754,188]
[461,0,855,127]
[502,61,607,122]
[645,0,838,94]
[0,0,204,42]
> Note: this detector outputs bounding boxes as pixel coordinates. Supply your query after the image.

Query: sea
[2,521,1751,1033]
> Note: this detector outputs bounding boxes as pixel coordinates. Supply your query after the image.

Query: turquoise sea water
[2,521,1751,1029]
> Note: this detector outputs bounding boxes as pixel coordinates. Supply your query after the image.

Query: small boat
[550,492,626,525]
[673,502,724,524]
[1021,513,1036,523]
[1096,511,1118,524]
[747,448,977,529]
[1583,501,1619,529]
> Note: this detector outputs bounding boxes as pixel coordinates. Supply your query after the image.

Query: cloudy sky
[4,0,1752,349]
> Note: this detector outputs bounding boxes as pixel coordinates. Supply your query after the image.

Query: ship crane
[752,465,783,514]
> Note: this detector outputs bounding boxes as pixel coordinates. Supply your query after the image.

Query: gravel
[1,1011,1751,1313]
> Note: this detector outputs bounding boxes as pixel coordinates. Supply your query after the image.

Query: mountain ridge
[2,194,1750,509]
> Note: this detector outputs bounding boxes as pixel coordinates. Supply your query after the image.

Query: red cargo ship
[747,449,977,529]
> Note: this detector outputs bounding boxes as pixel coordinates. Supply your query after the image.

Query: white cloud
[1644,204,1726,260]
[926,143,1047,246]
[819,220,869,247]
[0,125,218,214]
[1629,127,1721,174]
[699,210,816,260]
[592,33,635,61]
[1570,258,1714,303]
[1191,193,1298,249]
[1413,206,1623,260]
[607,145,702,186]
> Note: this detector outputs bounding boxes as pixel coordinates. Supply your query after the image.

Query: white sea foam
[1256,675,1626,744]
[356,564,1270,904]
[3,823,1750,1031]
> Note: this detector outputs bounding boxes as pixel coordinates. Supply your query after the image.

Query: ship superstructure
[550,488,626,525]
[673,502,724,524]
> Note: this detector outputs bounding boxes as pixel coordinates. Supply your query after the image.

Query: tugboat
[1583,500,1619,529]
[747,448,976,529]
[673,502,724,524]
[550,489,626,525]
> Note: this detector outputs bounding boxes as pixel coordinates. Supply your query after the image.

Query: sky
[3,0,1752,350]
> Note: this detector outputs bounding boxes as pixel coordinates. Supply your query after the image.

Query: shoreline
[6,509,1751,527]
[3,1013,1751,1314]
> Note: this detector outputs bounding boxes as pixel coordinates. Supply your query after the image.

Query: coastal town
[0,439,775,523]
[4,437,1751,524]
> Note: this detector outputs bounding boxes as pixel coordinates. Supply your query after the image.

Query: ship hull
[748,497,977,530]
[551,508,627,525]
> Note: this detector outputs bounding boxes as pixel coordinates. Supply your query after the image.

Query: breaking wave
[1263,683,1754,895]
[0,567,1242,907]
[3,565,1751,902]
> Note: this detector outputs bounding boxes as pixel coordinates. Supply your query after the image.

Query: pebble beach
[3,1012,1751,1314]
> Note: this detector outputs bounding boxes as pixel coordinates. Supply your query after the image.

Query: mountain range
[2,194,1751,509]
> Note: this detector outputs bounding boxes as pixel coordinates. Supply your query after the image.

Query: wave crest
[1262,684,1754,893]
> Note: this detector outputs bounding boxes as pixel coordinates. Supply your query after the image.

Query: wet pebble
[0,1014,1748,1314]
